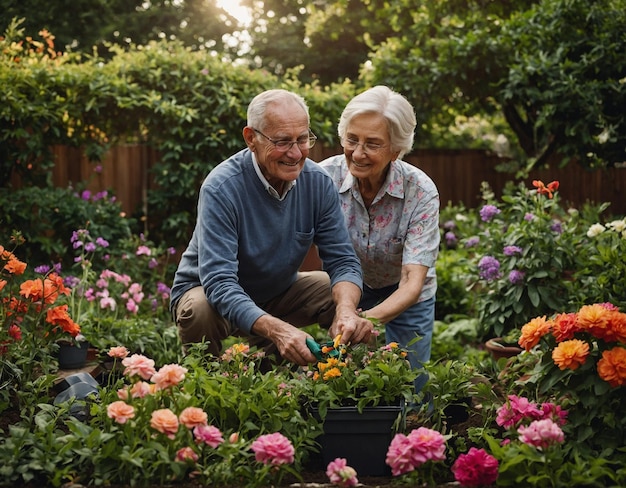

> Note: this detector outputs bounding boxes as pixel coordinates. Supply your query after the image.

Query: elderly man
[170,89,372,366]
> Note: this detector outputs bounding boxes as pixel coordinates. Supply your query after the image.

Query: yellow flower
[323,367,342,380]
[552,339,590,370]
[333,334,343,349]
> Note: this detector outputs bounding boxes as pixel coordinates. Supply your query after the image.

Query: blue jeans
[359,284,435,394]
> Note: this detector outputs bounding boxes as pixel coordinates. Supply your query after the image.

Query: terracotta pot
[485,337,523,360]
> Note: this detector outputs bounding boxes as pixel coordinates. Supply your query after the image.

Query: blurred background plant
[461,180,587,340]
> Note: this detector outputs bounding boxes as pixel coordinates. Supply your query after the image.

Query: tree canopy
[362,0,626,170]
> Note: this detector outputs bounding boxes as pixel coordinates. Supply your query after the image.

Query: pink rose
[179,407,208,429]
[151,363,188,389]
[518,419,565,449]
[326,458,358,487]
[386,427,446,476]
[106,401,135,424]
[150,408,179,439]
[250,432,295,466]
[107,346,129,359]
[175,446,199,463]
[122,354,156,380]
[194,425,224,448]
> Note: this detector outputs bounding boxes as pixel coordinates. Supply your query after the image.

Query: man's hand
[329,281,373,344]
[251,315,317,366]
[329,306,373,345]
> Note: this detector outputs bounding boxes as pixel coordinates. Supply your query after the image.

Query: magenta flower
[496,395,542,429]
[250,432,295,466]
[326,458,358,487]
[385,427,446,476]
[518,419,565,449]
[452,447,499,487]
[194,425,224,448]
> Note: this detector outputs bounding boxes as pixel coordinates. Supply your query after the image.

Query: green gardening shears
[306,336,342,361]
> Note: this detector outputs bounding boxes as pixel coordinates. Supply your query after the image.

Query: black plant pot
[310,401,405,476]
[57,340,90,369]
[443,396,472,425]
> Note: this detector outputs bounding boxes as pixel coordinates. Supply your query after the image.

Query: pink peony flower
[150,408,179,439]
[106,401,135,424]
[194,424,225,448]
[122,354,156,380]
[452,447,499,487]
[326,458,359,487]
[175,446,199,463]
[496,395,542,429]
[386,427,446,476]
[250,432,295,466]
[151,363,188,389]
[518,419,565,449]
[179,407,208,429]
[107,346,129,359]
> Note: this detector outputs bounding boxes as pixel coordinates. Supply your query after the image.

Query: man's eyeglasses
[340,137,388,155]
[253,128,317,152]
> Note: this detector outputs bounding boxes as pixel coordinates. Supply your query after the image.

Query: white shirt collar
[251,152,296,201]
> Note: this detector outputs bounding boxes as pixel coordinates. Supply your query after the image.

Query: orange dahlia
[519,316,551,351]
[552,339,590,370]
[597,347,626,387]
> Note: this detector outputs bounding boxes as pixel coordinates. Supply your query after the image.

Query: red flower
[532,180,559,198]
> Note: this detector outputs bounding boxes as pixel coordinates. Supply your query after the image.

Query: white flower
[606,218,626,233]
[587,223,606,238]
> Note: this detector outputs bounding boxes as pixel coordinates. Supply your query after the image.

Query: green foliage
[465,180,585,340]
[0,185,134,269]
[0,0,237,54]
[572,215,626,311]
[363,0,626,170]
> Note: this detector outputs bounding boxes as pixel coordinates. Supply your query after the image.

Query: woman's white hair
[337,85,416,159]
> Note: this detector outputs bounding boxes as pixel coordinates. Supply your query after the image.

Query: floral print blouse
[319,155,440,301]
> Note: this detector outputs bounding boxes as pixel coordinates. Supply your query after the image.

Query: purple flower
[167,247,177,255]
[479,205,501,222]
[35,264,51,274]
[445,231,457,247]
[149,258,159,269]
[443,220,456,231]
[478,256,501,281]
[524,213,535,221]
[465,236,480,248]
[509,270,525,285]
[551,220,563,234]
[136,245,152,256]
[96,237,109,248]
[81,190,91,201]
[85,242,97,253]
[503,245,523,256]
[64,275,80,288]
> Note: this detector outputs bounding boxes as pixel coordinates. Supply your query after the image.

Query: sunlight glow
[216,0,252,26]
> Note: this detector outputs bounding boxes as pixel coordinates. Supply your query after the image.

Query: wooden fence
[41,144,626,218]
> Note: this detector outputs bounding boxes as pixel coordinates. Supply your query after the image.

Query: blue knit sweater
[170,149,363,334]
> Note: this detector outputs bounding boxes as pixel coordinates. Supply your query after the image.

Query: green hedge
[0,20,356,252]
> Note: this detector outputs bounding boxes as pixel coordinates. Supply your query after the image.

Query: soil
[2,406,480,488]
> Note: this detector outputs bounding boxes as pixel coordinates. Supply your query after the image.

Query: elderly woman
[319,85,440,394]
